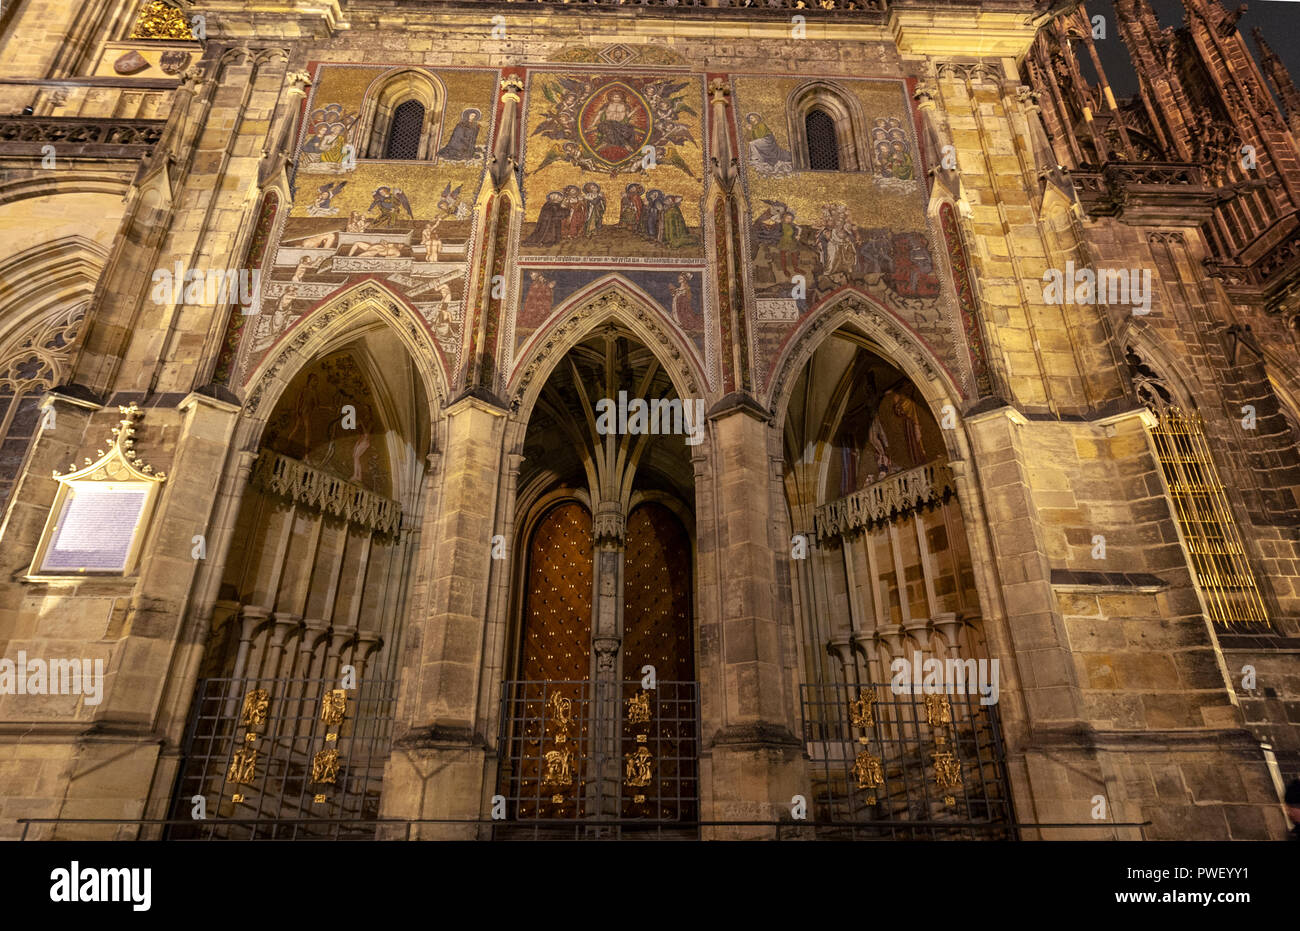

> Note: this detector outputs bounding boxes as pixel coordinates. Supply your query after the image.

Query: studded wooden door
[508,501,594,818]
[619,502,697,821]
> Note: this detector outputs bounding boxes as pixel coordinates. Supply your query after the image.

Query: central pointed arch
[507,282,707,430]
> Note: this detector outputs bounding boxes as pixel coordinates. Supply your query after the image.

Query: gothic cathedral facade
[0,0,1297,840]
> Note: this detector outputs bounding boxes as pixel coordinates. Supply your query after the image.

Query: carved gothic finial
[708,78,730,106]
[285,71,312,98]
[500,75,524,102]
[54,403,168,481]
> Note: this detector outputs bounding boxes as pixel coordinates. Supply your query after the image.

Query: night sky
[1087,0,1300,99]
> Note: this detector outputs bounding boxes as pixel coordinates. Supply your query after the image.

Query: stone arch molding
[767,291,967,459]
[508,283,708,424]
[239,281,449,452]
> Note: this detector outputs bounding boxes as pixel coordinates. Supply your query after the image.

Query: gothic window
[789,83,864,172]
[1126,347,1271,627]
[806,109,840,171]
[0,304,85,510]
[384,100,425,160]
[358,69,442,160]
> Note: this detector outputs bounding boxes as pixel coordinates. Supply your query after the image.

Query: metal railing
[166,676,399,840]
[16,816,1152,842]
[800,681,1016,839]
[495,679,700,836]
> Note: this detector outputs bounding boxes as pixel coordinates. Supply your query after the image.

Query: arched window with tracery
[359,70,443,160]
[0,304,85,509]
[789,83,864,172]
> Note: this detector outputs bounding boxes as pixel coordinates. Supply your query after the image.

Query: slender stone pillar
[379,395,506,838]
[589,502,626,825]
[698,398,808,838]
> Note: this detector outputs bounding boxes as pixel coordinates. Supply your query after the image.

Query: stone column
[698,398,808,838]
[826,635,859,686]
[379,394,506,839]
[589,502,625,824]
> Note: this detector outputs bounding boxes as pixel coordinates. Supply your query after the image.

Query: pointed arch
[507,281,707,426]
[1118,318,1201,411]
[238,281,449,458]
[357,68,447,160]
[787,80,868,172]
[768,291,967,460]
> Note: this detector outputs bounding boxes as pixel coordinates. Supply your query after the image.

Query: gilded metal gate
[495,679,699,838]
[800,682,1015,839]
[168,676,398,839]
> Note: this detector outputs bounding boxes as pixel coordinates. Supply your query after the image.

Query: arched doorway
[170,324,432,838]
[498,323,699,835]
[781,325,1013,838]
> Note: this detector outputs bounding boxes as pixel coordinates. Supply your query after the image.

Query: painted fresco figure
[307,181,347,217]
[889,232,939,299]
[644,190,664,241]
[367,186,413,228]
[620,183,645,231]
[561,185,586,239]
[430,280,456,343]
[669,272,698,329]
[301,104,357,168]
[582,182,606,238]
[286,371,321,455]
[752,201,784,246]
[526,192,567,246]
[661,194,694,248]
[347,240,405,257]
[891,391,926,466]
[349,402,373,486]
[437,108,482,161]
[869,414,891,478]
[591,89,642,161]
[519,271,556,330]
[776,211,802,276]
[421,219,443,260]
[744,112,792,171]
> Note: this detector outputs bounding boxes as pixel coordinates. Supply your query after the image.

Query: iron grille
[168,677,398,840]
[800,681,1016,839]
[384,99,424,160]
[1148,405,1270,627]
[495,679,699,839]
[806,108,840,171]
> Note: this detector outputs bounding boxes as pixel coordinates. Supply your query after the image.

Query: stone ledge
[1050,568,1167,592]
[708,721,803,750]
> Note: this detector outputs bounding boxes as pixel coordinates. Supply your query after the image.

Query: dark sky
[1088,0,1300,99]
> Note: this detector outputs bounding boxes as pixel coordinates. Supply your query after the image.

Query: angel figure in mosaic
[307,181,347,217]
[367,186,413,228]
